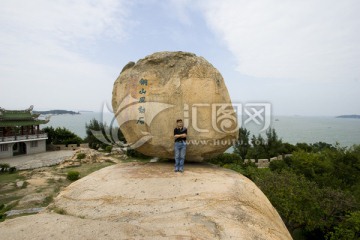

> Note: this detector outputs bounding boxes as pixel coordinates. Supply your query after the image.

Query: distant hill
[33,110,80,115]
[336,114,360,119]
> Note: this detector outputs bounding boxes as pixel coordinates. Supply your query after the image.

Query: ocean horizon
[43,112,360,148]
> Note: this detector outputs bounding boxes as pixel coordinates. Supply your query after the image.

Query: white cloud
[167,0,194,25]
[200,0,360,83]
[0,0,127,45]
[0,0,130,110]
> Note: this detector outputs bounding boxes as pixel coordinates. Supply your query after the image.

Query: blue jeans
[174,141,186,171]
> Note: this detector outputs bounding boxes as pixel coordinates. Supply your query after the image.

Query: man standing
[174,119,187,172]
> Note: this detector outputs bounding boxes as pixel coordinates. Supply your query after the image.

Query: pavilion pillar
[26,126,29,139]
[1,127,4,141]
[21,126,24,135]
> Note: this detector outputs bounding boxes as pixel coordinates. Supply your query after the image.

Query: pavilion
[0,105,49,158]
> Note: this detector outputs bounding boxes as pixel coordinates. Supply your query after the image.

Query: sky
[0,0,359,116]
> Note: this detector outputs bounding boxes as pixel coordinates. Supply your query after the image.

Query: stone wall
[50,143,89,151]
[26,140,46,155]
[0,143,12,158]
[244,154,293,168]
[0,139,48,159]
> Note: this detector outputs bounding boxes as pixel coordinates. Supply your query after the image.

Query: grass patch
[0,201,19,222]
[35,187,47,193]
[59,162,114,177]
[43,195,54,206]
[0,160,116,222]
[53,184,61,193]
[20,181,28,189]
[121,156,152,163]
[0,187,20,195]
[0,172,25,184]
[0,195,23,207]
[53,207,67,215]
[46,178,56,184]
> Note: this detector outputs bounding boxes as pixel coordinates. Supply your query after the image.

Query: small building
[0,106,49,158]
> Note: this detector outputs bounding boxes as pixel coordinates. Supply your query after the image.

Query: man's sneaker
[179,169,184,173]
[174,169,179,172]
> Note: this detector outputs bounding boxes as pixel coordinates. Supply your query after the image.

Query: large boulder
[0,162,292,240]
[112,51,239,161]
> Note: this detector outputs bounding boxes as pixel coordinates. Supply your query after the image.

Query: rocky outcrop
[57,148,127,168]
[0,162,292,240]
[112,51,239,161]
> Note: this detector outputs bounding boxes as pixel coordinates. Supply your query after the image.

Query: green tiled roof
[0,112,34,120]
[0,106,49,127]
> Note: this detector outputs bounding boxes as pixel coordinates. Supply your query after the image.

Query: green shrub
[8,166,16,174]
[269,159,288,172]
[67,171,80,181]
[0,163,10,172]
[207,153,242,166]
[327,211,360,240]
[53,207,67,215]
[126,148,151,159]
[43,126,83,145]
[76,153,86,160]
[105,145,113,153]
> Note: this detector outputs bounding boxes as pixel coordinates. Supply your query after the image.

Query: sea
[43,113,360,148]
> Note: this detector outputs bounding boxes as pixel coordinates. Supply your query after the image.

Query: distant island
[33,110,80,115]
[336,114,360,119]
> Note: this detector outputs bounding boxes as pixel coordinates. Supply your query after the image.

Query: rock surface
[0,162,292,240]
[56,148,126,169]
[112,51,239,161]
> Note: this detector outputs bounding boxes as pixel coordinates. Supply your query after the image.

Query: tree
[234,127,250,160]
[296,142,312,152]
[255,170,358,237]
[246,134,267,160]
[286,147,360,190]
[43,126,82,145]
[282,142,297,154]
[255,170,323,233]
[327,211,360,240]
[85,118,126,150]
[264,127,284,158]
[43,126,55,144]
[244,128,286,160]
[287,150,334,185]
[207,153,242,166]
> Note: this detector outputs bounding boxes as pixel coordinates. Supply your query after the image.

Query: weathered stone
[112,51,239,161]
[0,162,292,239]
[111,148,124,156]
[16,180,25,188]
[256,159,270,168]
[5,207,45,217]
[18,193,47,206]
